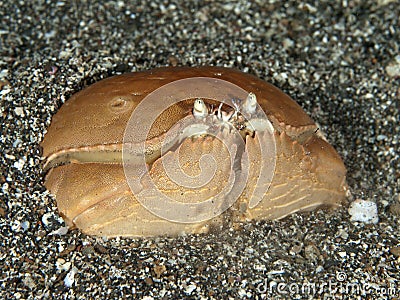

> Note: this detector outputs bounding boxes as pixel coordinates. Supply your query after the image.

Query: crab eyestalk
[243,92,257,115]
[193,98,208,119]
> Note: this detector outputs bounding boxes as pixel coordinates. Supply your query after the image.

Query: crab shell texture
[41,66,347,237]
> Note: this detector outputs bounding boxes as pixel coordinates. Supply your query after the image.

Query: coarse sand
[0,1,399,299]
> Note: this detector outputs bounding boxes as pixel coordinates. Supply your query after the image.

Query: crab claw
[216,103,223,120]
[193,98,208,119]
[243,92,257,115]
[228,98,240,121]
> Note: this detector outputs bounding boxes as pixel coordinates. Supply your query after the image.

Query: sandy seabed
[0,1,399,299]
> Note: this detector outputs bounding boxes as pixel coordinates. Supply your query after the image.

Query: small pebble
[185,284,197,295]
[48,226,69,236]
[389,246,400,257]
[385,55,400,78]
[64,266,78,288]
[14,107,24,116]
[389,202,400,216]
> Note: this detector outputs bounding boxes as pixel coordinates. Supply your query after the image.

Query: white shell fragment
[64,266,78,288]
[348,199,379,224]
[48,226,69,236]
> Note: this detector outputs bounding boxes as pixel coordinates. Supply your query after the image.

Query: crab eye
[243,92,257,114]
[193,98,208,119]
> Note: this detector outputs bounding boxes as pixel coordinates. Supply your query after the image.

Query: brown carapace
[41,67,347,237]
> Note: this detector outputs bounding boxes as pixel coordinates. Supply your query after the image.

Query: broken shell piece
[348,199,379,224]
[41,66,348,237]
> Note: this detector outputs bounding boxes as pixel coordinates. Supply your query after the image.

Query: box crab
[41,66,347,237]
